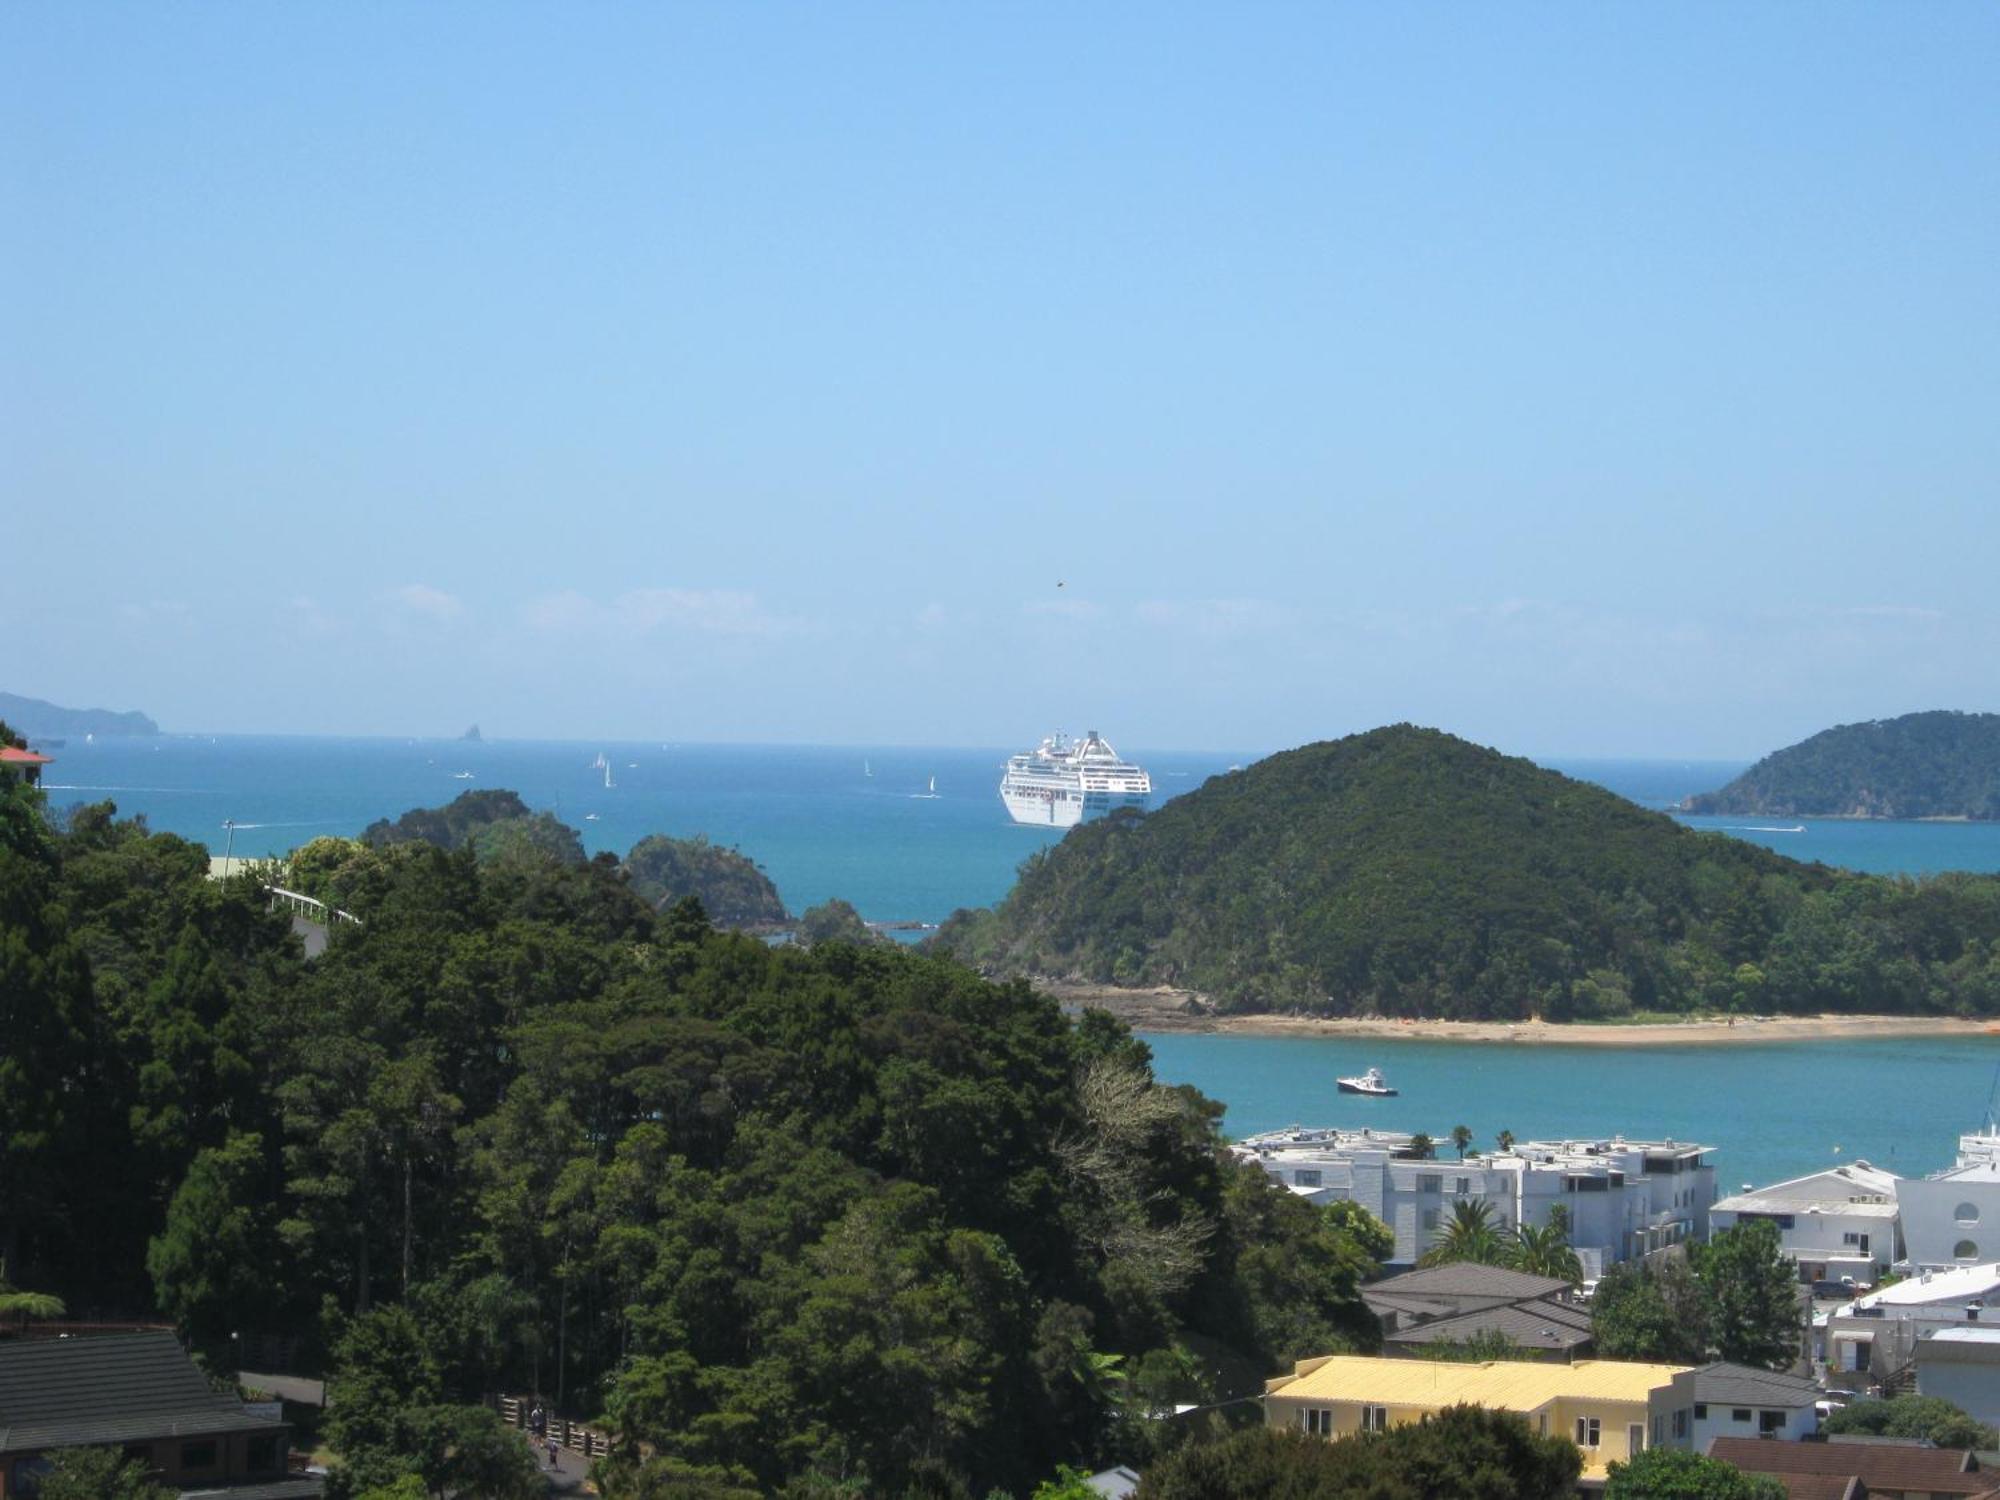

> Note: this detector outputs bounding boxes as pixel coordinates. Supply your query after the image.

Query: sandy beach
[1037,980,2000,1046]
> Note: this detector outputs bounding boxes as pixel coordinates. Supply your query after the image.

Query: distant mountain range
[1683,710,2000,821]
[0,690,159,738]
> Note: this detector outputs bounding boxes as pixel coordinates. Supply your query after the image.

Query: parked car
[1811,1279,1857,1300]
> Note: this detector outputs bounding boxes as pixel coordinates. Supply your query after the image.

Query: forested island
[1683,709,2000,820]
[934,725,2000,1019]
[0,689,159,737]
[2,735,1389,1496]
[353,788,791,926]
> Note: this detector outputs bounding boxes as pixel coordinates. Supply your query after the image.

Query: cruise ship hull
[1001,785,1148,828]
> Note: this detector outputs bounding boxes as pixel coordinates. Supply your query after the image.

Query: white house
[1821,1262,2000,1393]
[1689,1362,1821,1450]
[1709,1161,1902,1282]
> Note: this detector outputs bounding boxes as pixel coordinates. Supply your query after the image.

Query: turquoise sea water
[1139,1031,2000,1194]
[35,734,2000,1188]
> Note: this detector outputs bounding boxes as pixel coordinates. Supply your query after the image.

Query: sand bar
[1037,980,2000,1046]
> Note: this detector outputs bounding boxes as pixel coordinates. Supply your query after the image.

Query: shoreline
[1037,981,2000,1047]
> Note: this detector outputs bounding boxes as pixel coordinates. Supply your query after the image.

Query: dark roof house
[1694,1362,1821,1412]
[0,1333,315,1498]
[1363,1263,1591,1360]
[1708,1434,1985,1499]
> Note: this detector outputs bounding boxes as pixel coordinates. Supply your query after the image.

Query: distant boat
[864,759,873,778]
[453,771,475,780]
[1337,1067,1396,1098]
[591,752,609,771]
[584,812,600,821]
[911,775,939,800]
[604,763,614,790]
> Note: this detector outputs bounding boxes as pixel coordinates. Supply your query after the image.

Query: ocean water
[32,735,2000,1185]
[1141,1031,2000,1193]
[34,735,1247,924]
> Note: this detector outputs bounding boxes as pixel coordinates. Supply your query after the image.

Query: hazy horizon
[8,5,1997,759]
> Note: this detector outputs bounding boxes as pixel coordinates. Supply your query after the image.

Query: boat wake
[1730,824,1807,834]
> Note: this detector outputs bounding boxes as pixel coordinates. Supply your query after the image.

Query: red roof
[0,747,53,766]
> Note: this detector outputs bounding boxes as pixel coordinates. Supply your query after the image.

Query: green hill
[622,832,789,926]
[361,788,585,865]
[1684,710,2000,820]
[934,725,2000,1019]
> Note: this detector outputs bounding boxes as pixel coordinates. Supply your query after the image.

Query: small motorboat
[1337,1067,1397,1097]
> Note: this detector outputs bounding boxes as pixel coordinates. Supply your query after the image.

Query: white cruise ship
[999,730,1152,827]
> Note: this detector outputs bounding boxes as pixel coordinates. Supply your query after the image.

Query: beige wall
[1268,1373,1698,1470]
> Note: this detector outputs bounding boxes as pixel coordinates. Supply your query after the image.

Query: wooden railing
[498,1394,615,1461]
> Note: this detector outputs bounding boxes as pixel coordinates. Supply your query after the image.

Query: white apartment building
[1709,1161,1902,1282]
[1236,1127,1716,1271]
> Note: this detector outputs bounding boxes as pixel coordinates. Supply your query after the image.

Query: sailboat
[864,759,873,778]
[911,775,939,800]
[604,762,614,790]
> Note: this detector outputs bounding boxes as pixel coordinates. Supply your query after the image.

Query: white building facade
[1237,1127,1715,1271]
[1821,1262,2000,1393]
[1709,1161,1902,1282]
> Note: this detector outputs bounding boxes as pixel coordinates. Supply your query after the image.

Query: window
[1957,1202,1982,1224]
[1418,1174,1442,1193]
[1574,1417,1600,1448]
[1674,1408,1690,1439]
[1455,1176,1471,1195]
[1956,1239,1980,1261]
[1294,1169,1322,1188]
[1842,1231,1860,1244]
[1303,1407,1334,1436]
[1422,1208,1439,1231]
[1731,1408,1751,1423]
[1758,1410,1786,1434]
[1628,1423,1645,1455]
[246,1434,281,1473]
[1694,1404,1708,1419]
[1361,1405,1388,1433]
[180,1440,219,1469]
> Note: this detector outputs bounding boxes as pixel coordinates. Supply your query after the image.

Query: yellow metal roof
[1269,1357,1691,1411]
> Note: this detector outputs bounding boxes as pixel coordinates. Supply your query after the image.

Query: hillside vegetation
[355,791,788,925]
[0,733,1387,1497]
[1684,710,2000,820]
[935,725,2000,1019]
[623,831,789,925]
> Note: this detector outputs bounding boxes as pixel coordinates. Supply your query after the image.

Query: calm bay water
[1140,1031,2000,1193]
[36,734,2000,1186]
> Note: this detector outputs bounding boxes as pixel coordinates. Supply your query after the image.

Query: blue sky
[5,4,1996,756]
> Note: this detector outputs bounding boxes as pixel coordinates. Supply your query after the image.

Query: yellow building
[1265,1355,1698,1480]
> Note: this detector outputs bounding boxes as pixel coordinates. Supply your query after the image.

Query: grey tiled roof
[0,1332,280,1453]
[1383,1298,1595,1350]
[1692,1360,1820,1408]
[1366,1263,1573,1303]
[179,1483,324,1500]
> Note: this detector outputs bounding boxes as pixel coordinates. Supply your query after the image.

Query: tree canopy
[0,767,1389,1497]
[1132,1406,1581,1499]
[1603,1448,1784,1499]
[1821,1392,1997,1449]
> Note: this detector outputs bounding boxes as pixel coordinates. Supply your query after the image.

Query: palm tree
[1513,1221,1584,1284]
[1450,1124,1473,1160]
[1418,1199,1516,1268]
[1407,1133,1436,1161]
[0,1261,65,1326]
[1496,1129,1516,1153]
